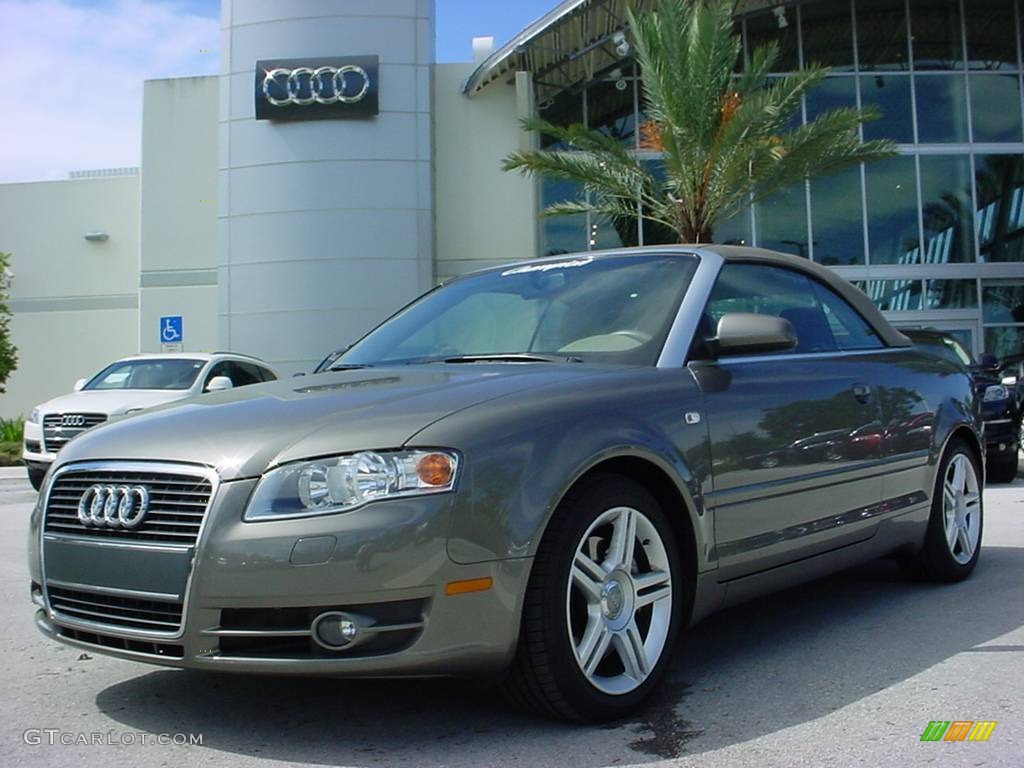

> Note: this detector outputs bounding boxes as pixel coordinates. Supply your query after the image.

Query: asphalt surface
[0,468,1021,768]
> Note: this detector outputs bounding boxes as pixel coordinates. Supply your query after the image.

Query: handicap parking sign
[160,316,183,344]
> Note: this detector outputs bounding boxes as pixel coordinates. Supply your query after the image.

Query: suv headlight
[983,384,1010,402]
[28,408,41,424]
[244,449,460,521]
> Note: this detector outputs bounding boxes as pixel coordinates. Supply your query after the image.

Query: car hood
[35,389,190,417]
[55,364,602,480]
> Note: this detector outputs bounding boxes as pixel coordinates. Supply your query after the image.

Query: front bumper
[983,417,1019,457]
[22,420,55,468]
[30,468,531,678]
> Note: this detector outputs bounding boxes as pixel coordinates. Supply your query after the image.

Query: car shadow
[95,546,1024,766]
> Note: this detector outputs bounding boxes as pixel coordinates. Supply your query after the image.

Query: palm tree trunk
[678,226,713,244]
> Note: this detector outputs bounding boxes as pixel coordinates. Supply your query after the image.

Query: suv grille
[42,413,107,453]
[48,585,183,633]
[44,469,212,546]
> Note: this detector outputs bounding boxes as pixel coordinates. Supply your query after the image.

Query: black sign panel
[254,56,379,121]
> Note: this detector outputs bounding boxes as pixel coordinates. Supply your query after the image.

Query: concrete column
[219,0,435,372]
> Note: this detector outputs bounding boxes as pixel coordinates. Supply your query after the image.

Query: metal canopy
[463,0,794,102]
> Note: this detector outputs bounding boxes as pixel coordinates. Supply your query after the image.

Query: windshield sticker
[501,258,593,276]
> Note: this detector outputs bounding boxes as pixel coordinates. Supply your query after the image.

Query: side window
[811,282,885,351]
[703,264,837,355]
[230,362,264,387]
[257,366,277,382]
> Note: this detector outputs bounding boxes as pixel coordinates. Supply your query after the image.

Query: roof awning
[463,0,793,102]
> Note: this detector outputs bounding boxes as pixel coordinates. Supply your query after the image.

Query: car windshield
[338,254,699,367]
[84,359,206,391]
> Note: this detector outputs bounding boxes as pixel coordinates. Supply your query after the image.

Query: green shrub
[0,416,23,443]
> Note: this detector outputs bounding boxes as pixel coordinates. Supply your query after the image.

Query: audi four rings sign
[255,56,379,121]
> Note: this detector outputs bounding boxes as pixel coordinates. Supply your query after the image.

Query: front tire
[503,475,686,722]
[904,442,983,582]
[987,452,1019,484]
[27,466,46,492]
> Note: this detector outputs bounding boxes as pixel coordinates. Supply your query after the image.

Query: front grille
[47,585,184,633]
[56,626,184,658]
[44,468,212,546]
[42,413,107,453]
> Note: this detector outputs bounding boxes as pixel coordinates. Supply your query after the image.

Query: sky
[0,0,557,183]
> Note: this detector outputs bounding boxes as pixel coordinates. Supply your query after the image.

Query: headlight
[983,384,1010,402]
[244,449,460,521]
[28,407,41,424]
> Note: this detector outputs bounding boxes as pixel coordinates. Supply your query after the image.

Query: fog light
[311,611,360,650]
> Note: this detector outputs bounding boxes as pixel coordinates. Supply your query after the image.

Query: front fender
[405,368,713,569]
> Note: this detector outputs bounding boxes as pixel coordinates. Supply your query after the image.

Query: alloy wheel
[941,453,982,565]
[566,506,672,695]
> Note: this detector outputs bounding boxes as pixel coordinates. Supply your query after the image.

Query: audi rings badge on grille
[61,414,86,428]
[262,65,370,106]
[77,484,150,529]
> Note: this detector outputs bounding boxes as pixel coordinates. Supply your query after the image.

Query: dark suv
[903,329,1020,482]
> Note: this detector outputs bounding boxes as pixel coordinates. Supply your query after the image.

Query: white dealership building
[3,0,1024,418]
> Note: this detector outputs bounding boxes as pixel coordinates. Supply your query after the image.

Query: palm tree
[503,0,897,244]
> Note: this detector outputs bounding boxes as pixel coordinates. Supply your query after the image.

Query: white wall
[140,76,220,353]
[218,0,436,373]
[433,64,536,280]
[0,176,140,418]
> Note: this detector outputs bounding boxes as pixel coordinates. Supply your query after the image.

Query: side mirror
[1002,375,1018,387]
[712,313,797,358]
[205,376,234,392]
[73,378,87,392]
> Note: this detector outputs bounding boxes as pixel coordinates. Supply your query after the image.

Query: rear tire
[27,466,46,492]
[502,475,687,722]
[903,441,983,583]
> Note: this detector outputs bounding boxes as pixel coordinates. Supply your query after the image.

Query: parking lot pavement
[1,472,1020,768]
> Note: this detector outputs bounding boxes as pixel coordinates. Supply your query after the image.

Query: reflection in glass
[919,154,975,263]
[801,0,855,71]
[909,0,963,70]
[756,184,810,257]
[640,160,676,246]
[976,154,1024,262]
[915,75,969,142]
[858,279,924,310]
[857,0,910,70]
[806,76,858,123]
[587,67,637,148]
[866,155,921,264]
[713,209,753,247]
[982,279,1024,323]
[745,7,800,71]
[811,166,866,265]
[964,0,1019,70]
[540,179,586,256]
[860,74,914,143]
[970,75,1024,143]
[985,326,1024,357]
[538,89,583,148]
[925,279,979,309]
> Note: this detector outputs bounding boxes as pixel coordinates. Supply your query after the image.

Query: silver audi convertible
[29,246,983,722]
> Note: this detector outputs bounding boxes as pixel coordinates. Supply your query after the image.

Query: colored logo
[920,721,996,742]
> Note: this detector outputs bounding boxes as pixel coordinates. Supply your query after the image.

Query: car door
[689,263,887,580]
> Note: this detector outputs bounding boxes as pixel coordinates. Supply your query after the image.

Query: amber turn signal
[417,452,455,486]
[444,577,493,596]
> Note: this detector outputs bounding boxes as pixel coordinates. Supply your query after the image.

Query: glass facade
[533,0,1024,355]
